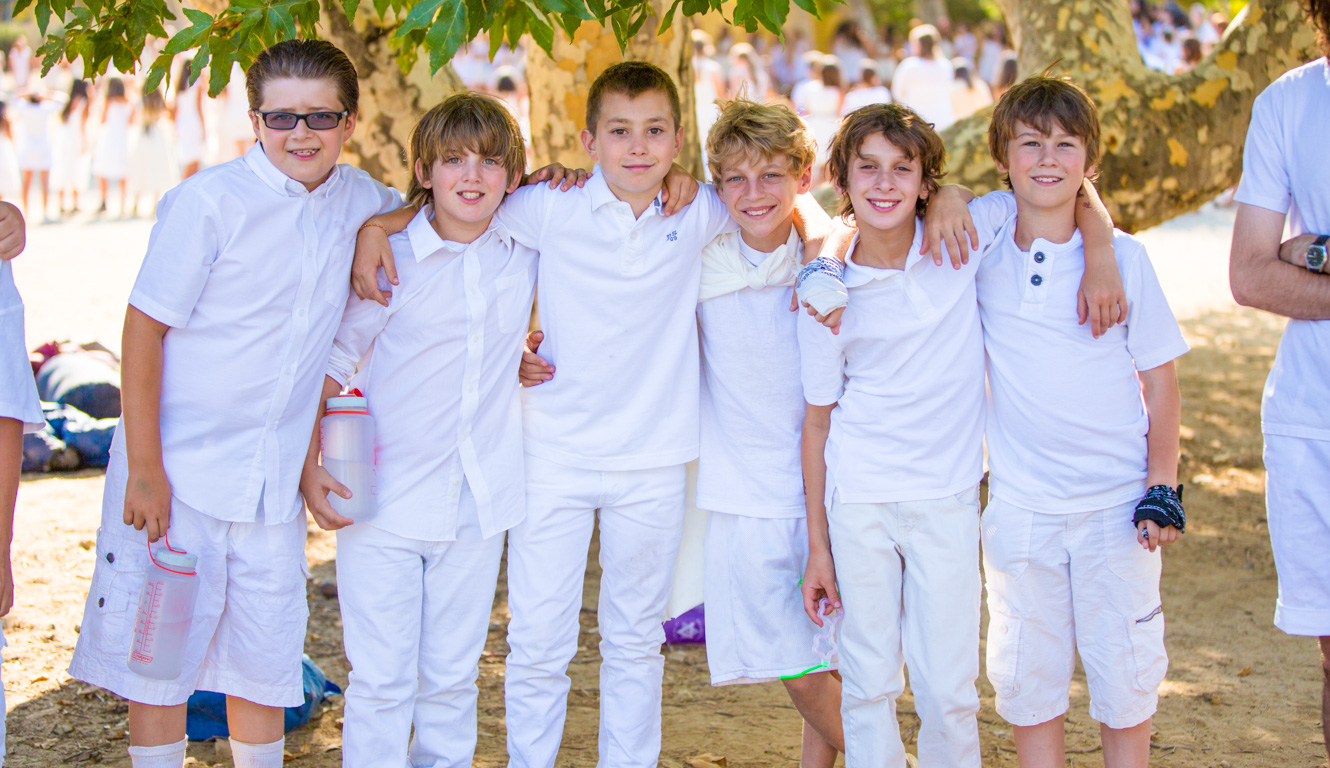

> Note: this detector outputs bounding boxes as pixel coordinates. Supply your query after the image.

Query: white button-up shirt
[0,260,42,432]
[327,207,537,541]
[116,143,399,524]
[496,171,734,471]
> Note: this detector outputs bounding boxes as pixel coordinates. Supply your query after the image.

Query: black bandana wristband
[1133,484,1186,533]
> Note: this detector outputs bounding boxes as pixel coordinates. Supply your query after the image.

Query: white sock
[127,737,187,768]
[229,736,286,768]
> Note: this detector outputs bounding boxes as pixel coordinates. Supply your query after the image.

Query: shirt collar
[587,164,666,215]
[842,224,926,287]
[406,204,513,262]
[243,141,344,198]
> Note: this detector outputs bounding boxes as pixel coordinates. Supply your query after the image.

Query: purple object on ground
[663,604,705,644]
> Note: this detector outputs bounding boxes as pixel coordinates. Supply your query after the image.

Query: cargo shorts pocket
[1102,508,1160,582]
[986,608,1023,699]
[90,528,148,652]
[1126,605,1168,694]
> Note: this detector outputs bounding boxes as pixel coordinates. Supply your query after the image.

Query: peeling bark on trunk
[944,0,1318,232]
[319,1,463,191]
[526,1,700,177]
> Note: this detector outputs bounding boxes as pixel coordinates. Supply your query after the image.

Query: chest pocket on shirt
[321,235,359,309]
[493,273,531,334]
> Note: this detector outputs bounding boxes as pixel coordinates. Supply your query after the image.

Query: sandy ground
[4,201,1327,767]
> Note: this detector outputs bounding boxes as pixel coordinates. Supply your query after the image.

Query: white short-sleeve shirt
[695,230,805,518]
[327,207,536,542]
[1235,59,1330,441]
[495,170,734,471]
[117,143,400,524]
[798,223,991,506]
[0,261,42,432]
[977,223,1190,513]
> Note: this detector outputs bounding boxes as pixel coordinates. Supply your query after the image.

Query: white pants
[337,485,505,768]
[981,497,1166,729]
[504,453,686,768]
[828,489,982,768]
[1264,435,1330,636]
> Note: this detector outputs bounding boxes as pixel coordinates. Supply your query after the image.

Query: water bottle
[128,543,200,680]
[321,390,377,521]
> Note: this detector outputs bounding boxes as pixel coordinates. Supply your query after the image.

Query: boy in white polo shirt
[299,93,536,768]
[67,41,400,768]
[977,75,1188,766]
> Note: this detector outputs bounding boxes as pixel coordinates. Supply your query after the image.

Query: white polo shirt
[977,222,1189,513]
[118,143,400,524]
[1235,58,1330,441]
[327,207,536,542]
[798,225,990,506]
[495,170,734,471]
[696,230,805,518]
[0,260,42,432]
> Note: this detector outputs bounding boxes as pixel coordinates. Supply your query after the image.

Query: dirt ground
[5,204,1328,766]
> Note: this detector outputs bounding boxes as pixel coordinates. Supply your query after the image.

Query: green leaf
[557,11,583,38]
[504,7,528,48]
[537,0,591,18]
[343,0,363,20]
[34,2,51,35]
[266,6,298,41]
[523,4,553,51]
[424,0,467,73]
[791,0,818,15]
[656,0,681,34]
[394,0,444,38]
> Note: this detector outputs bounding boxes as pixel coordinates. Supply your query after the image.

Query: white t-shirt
[327,207,536,542]
[496,171,734,471]
[119,144,400,524]
[0,260,42,432]
[890,56,956,129]
[799,223,991,506]
[978,223,1189,513]
[1234,58,1330,441]
[696,230,805,518]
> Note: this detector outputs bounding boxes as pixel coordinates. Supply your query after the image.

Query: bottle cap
[154,548,198,573]
[326,388,368,414]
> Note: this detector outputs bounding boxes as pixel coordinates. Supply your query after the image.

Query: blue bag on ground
[35,351,121,419]
[44,402,117,467]
[185,655,342,741]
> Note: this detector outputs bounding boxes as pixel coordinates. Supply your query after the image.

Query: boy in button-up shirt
[299,92,536,768]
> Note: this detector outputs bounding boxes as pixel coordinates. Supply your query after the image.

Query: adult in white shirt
[890,26,956,130]
[839,63,892,117]
[1229,19,1330,759]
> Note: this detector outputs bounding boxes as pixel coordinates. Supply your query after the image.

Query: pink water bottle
[127,538,200,680]
[321,389,377,521]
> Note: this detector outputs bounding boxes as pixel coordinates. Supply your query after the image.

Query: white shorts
[68,454,310,708]
[703,512,829,686]
[981,497,1166,729]
[1264,434,1330,636]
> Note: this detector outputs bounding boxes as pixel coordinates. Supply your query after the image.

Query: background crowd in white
[0,0,1230,222]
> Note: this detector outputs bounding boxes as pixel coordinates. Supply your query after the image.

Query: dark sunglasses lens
[264,112,299,130]
[305,112,342,130]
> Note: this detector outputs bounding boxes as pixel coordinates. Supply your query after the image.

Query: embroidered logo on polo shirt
[666,231,678,242]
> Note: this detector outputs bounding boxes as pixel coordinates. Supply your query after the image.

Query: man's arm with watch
[1230,203,1330,320]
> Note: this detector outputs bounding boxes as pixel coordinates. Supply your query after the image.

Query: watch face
[1309,244,1328,270]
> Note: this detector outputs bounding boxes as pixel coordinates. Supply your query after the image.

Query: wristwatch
[1307,234,1329,273]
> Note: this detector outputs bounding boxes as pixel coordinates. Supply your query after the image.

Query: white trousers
[828,489,983,768]
[504,453,686,768]
[337,485,505,768]
[1264,434,1330,636]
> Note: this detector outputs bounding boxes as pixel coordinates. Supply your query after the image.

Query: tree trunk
[526,0,700,177]
[319,0,463,191]
[942,0,1318,232]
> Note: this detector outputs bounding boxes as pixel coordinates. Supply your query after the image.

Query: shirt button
[1030,274,1043,286]
[106,552,115,564]
[1033,252,1046,263]
[630,231,640,240]
[297,308,307,317]
[98,597,105,608]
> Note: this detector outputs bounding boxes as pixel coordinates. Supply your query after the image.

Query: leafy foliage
[24,0,834,96]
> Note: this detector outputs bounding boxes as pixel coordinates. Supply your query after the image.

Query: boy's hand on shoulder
[0,202,25,261]
[1077,251,1127,338]
[801,550,841,627]
[300,463,354,531]
[124,465,173,543]
[921,184,978,269]
[525,163,590,192]
[353,222,397,307]
[660,162,699,216]
[519,330,554,387]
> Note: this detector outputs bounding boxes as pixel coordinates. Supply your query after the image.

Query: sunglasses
[253,110,349,131]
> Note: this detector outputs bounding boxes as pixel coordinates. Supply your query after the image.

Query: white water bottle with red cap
[128,539,200,680]
[322,389,377,521]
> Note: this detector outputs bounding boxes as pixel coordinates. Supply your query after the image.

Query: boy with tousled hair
[302,90,537,768]
[1230,1,1330,758]
[694,97,844,767]
[978,75,1187,768]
